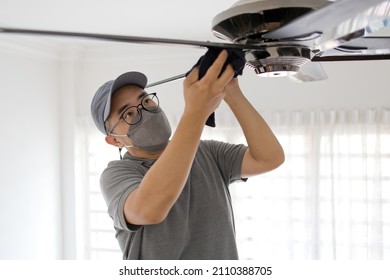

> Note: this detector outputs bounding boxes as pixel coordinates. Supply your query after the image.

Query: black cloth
[186,48,246,127]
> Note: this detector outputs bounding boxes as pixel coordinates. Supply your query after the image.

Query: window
[77,125,123,259]
[77,108,390,260]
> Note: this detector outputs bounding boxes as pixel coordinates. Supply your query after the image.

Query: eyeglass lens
[123,93,159,125]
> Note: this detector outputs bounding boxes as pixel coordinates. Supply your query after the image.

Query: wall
[0,38,63,259]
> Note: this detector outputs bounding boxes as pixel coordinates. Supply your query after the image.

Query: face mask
[126,107,172,151]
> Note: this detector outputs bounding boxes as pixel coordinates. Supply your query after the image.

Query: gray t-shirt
[100,140,247,259]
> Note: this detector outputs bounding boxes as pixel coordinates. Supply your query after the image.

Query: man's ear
[105,135,123,148]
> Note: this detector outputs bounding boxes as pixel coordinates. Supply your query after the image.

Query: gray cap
[91,71,147,134]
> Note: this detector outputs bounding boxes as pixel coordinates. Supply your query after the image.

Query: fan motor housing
[212,0,330,76]
[245,45,312,77]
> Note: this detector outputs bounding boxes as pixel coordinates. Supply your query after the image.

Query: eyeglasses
[107,93,159,134]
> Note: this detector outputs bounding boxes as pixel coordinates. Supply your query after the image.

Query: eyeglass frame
[106,92,159,135]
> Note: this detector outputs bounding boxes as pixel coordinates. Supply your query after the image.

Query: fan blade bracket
[313,36,390,61]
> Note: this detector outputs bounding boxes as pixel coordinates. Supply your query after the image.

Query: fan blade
[313,36,390,61]
[288,62,328,83]
[0,27,261,50]
[313,53,390,61]
[146,73,186,88]
[263,0,390,50]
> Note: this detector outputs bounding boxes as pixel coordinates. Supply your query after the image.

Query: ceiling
[2,0,390,51]
[0,0,239,42]
[1,0,390,113]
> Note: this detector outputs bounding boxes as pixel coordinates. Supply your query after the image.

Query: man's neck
[126,147,164,160]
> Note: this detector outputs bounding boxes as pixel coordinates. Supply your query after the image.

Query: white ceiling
[1,0,390,51]
[0,0,237,41]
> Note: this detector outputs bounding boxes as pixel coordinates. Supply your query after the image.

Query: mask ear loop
[119,147,123,160]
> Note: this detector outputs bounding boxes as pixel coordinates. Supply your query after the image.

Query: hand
[183,50,234,121]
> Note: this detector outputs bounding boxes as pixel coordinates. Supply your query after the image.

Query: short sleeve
[100,160,147,232]
[201,140,248,183]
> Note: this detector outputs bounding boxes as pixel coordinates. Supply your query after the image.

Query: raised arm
[124,51,235,225]
[223,79,285,178]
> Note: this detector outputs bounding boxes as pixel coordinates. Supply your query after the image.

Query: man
[90,50,284,259]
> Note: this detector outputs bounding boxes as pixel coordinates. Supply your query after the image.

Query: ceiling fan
[1,0,390,85]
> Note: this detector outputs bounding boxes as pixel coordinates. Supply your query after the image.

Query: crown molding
[0,36,88,61]
[0,35,62,60]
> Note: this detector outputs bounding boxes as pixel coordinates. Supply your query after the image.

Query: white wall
[0,38,63,259]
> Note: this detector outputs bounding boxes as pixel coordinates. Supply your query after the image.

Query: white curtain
[79,107,390,260]
[212,108,390,260]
